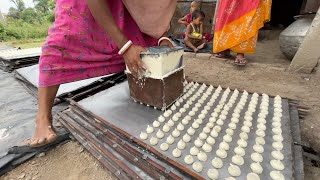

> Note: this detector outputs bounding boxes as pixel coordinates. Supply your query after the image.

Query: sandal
[235,57,248,66]
[215,50,232,59]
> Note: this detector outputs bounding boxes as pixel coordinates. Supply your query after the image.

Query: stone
[18,173,26,179]
[37,152,46,158]
[183,52,196,58]
[195,53,212,60]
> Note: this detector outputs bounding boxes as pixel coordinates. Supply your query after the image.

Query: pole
[212,0,221,33]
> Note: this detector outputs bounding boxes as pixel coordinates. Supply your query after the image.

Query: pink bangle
[118,40,133,55]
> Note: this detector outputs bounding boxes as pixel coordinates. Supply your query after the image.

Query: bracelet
[118,40,133,55]
[158,37,176,47]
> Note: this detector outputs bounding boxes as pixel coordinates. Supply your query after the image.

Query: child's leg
[196,39,206,50]
[184,37,198,52]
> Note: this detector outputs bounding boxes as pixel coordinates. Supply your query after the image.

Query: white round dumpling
[158,116,165,123]
[214,126,222,133]
[216,119,224,126]
[189,111,196,116]
[272,142,284,150]
[162,123,170,132]
[270,160,285,171]
[272,127,282,135]
[190,146,200,156]
[179,108,186,113]
[192,121,200,129]
[272,150,284,160]
[146,125,154,134]
[177,123,185,131]
[166,135,175,144]
[232,113,240,119]
[250,162,263,174]
[156,129,165,139]
[241,126,250,133]
[219,141,230,150]
[257,123,267,131]
[206,122,214,128]
[228,164,241,177]
[140,132,148,140]
[253,144,264,154]
[203,126,211,134]
[184,155,194,165]
[199,132,208,140]
[172,115,179,122]
[207,168,219,180]
[177,139,186,150]
[167,119,174,127]
[231,117,239,123]
[202,143,213,153]
[150,136,158,145]
[171,104,177,111]
[172,148,182,158]
[195,138,204,147]
[182,118,189,125]
[183,133,192,142]
[270,171,285,180]
[216,148,227,158]
[212,157,223,169]
[251,152,263,163]
[192,106,199,112]
[244,120,252,128]
[223,134,232,143]
[153,120,160,128]
[234,146,245,156]
[232,155,244,166]
[210,129,219,138]
[187,127,196,136]
[206,136,215,145]
[237,138,248,148]
[256,129,266,137]
[197,151,208,162]
[226,128,234,136]
[192,162,203,173]
[239,132,248,140]
[160,143,169,151]
[255,137,265,145]
[228,122,237,130]
[172,128,180,138]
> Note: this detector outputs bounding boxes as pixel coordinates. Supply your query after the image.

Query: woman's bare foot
[30,115,57,147]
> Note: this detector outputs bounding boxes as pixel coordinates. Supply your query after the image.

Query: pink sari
[39,0,176,87]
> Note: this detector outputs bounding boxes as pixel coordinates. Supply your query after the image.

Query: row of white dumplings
[140,82,286,179]
[269,95,286,180]
[209,91,260,179]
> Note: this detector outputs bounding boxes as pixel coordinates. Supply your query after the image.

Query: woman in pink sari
[31,0,177,147]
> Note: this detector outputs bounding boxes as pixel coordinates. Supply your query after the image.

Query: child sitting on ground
[178,1,201,26]
[184,10,206,52]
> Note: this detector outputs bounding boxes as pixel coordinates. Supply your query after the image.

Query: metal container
[279,14,315,60]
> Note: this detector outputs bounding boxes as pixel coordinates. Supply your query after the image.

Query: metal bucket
[279,14,315,60]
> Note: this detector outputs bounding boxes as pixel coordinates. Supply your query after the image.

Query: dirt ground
[2,39,320,179]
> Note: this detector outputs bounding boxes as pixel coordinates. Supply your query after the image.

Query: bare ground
[2,40,320,179]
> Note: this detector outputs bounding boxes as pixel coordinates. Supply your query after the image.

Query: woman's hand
[123,45,146,77]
